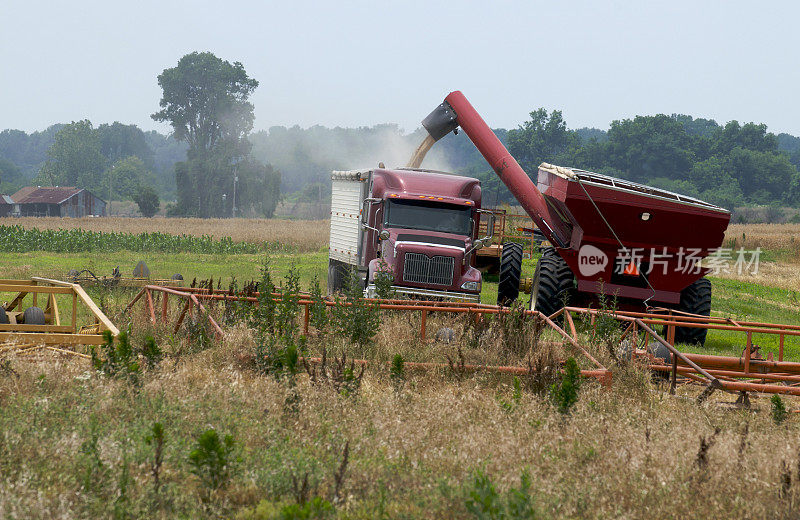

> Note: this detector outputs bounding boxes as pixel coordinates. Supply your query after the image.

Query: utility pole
[108,164,113,217]
[232,160,239,218]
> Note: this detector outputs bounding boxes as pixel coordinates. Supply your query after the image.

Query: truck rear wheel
[531,247,574,317]
[497,242,523,306]
[327,259,349,295]
[674,277,711,346]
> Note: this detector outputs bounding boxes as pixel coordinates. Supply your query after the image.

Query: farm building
[0,195,15,217]
[10,187,107,217]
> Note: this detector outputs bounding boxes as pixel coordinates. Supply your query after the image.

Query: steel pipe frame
[128,285,800,398]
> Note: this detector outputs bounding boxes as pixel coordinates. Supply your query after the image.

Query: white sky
[2,0,799,135]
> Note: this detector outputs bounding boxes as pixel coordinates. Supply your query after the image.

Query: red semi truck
[327,168,494,301]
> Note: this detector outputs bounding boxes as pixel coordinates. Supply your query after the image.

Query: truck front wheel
[497,242,523,306]
[531,247,574,317]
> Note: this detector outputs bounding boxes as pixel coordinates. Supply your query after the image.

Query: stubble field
[1,217,799,518]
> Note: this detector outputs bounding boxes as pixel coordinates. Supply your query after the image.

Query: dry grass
[0,217,329,252]
[726,223,800,255]
[1,328,799,518]
[3,293,800,518]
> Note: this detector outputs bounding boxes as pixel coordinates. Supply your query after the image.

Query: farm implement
[0,277,119,357]
[419,92,732,346]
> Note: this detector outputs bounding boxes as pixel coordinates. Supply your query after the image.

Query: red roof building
[10,187,107,217]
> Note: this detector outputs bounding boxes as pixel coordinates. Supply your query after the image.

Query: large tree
[153,52,280,217]
[152,52,258,156]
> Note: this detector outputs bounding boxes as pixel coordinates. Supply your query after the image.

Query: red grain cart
[421,91,731,345]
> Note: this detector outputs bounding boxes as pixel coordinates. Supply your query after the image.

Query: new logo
[578,244,608,277]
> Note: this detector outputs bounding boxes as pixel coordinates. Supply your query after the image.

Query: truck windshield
[384,199,473,235]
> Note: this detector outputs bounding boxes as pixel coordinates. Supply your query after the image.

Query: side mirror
[379,230,390,240]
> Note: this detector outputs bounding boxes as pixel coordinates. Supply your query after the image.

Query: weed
[332,441,350,504]
[140,335,163,369]
[304,347,365,398]
[278,497,334,519]
[308,276,329,333]
[779,460,792,499]
[188,428,237,499]
[550,357,581,415]
[92,329,140,382]
[695,427,721,472]
[331,269,380,351]
[464,469,536,519]
[772,395,788,425]
[390,354,405,394]
[145,422,165,494]
[114,450,131,519]
[0,358,18,378]
[498,376,523,414]
[373,259,396,300]
[78,418,106,495]
[736,422,750,469]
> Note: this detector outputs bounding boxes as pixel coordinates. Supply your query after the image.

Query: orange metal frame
[126,285,799,400]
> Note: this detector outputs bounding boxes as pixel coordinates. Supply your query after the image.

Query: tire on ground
[0,306,9,325]
[22,306,46,326]
[327,259,349,295]
[531,247,575,317]
[674,277,711,346]
[497,242,523,306]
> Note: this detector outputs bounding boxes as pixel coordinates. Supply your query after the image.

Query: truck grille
[402,253,455,286]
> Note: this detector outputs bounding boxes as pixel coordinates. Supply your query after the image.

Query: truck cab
[328,167,491,302]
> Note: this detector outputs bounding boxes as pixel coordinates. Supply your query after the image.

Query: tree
[0,157,22,187]
[38,120,106,189]
[605,115,696,183]
[151,52,258,156]
[152,52,279,217]
[97,122,155,168]
[133,185,160,217]
[103,156,155,200]
[506,108,578,175]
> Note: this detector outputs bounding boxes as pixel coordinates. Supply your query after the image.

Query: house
[10,187,107,217]
[0,195,14,217]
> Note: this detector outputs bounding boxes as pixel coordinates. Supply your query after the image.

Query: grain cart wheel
[674,277,712,346]
[531,247,574,317]
[327,259,349,295]
[22,306,46,325]
[0,307,9,325]
[497,242,523,306]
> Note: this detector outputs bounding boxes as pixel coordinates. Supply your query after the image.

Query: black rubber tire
[171,273,184,281]
[327,259,349,295]
[674,277,711,346]
[0,307,8,325]
[497,242,523,306]
[22,306,45,325]
[531,247,575,317]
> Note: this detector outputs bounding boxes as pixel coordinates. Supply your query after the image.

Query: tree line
[2,51,799,216]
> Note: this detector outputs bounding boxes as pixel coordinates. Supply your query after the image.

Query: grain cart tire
[0,307,9,324]
[531,247,574,317]
[22,306,46,325]
[327,259,349,295]
[674,277,711,346]
[497,242,523,306]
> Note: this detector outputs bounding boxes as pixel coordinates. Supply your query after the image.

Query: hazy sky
[3,1,800,135]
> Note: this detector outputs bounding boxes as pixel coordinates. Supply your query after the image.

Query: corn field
[0,225,272,254]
